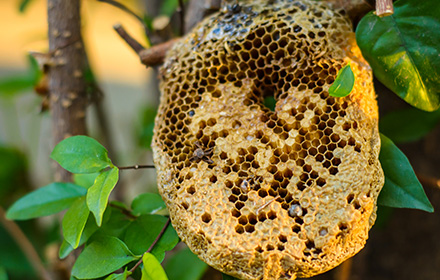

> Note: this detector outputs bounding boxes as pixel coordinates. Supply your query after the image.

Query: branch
[0,207,51,280]
[109,202,137,219]
[113,24,179,67]
[48,0,89,182]
[129,218,171,273]
[118,164,155,170]
[98,0,148,32]
[376,0,394,17]
[139,38,180,67]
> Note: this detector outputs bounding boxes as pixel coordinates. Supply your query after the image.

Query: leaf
[87,167,119,226]
[356,0,440,111]
[141,253,168,280]
[378,134,434,212]
[19,0,33,13]
[164,248,208,280]
[73,173,100,189]
[160,0,188,17]
[62,197,90,248]
[222,273,240,280]
[139,106,157,149]
[131,193,166,215]
[379,107,440,143]
[0,267,7,280]
[124,215,179,262]
[51,135,112,174]
[95,207,132,239]
[71,236,139,279]
[104,269,132,280]
[59,213,100,259]
[6,183,87,220]
[329,64,355,97]
[0,55,40,98]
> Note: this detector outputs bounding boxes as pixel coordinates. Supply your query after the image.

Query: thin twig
[98,0,148,31]
[113,24,146,54]
[0,207,52,280]
[118,164,155,170]
[178,0,185,35]
[129,218,171,273]
[417,173,440,189]
[109,202,137,219]
[376,0,394,17]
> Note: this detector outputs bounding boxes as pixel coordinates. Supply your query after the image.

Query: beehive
[152,0,384,279]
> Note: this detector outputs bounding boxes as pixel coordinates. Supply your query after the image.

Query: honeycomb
[152,0,384,279]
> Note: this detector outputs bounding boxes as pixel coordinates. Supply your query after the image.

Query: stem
[376,0,394,17]
[109,202,137,219]
[129,218,171,273]
[178,0,185,35]
[98,0,147,30]
[113,24,146,54]
[118,164,155,170]
[48,0,89,182]
[0,207,51,280]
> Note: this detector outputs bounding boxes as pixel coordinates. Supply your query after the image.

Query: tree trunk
[48,0,88,182]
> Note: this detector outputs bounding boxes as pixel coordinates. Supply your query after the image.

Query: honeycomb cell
[153,0,384,279]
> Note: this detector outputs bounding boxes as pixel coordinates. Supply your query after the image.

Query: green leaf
[222,273,240,280]
[104,269,132,280]
[131,193,166,215]
[59,213,100,259]
[6,183,87,220]
[71,236,139,279]
[0,55,40,98]
[87,167,119,226]
[164,248,208,280]
[356,0,440,111]
[329,64,355,97]
[139,106,157,149]
[141,253,168,280]
[379,107,440,143]
[159,0,188,17]
[95,207,132,239]
[51,135,112,174]
[124,215,178,262]
[263,96,276,112]
[0,267,8,280]
[19,0,33,13]
[73,173,100,189]
[62,197,90,248]
[378,134,434,212]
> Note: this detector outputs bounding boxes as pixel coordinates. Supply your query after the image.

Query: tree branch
[113,24,146,54]
[0,207,51,280]
[118,164,155,170]
[376,0,394,17]
[48,0,89,182]
[129,218,171,273]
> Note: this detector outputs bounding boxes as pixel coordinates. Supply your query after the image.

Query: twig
[129,218,171,273]
[118,164,155,170]
[178,0,185,35]
[417,173,440,190]
[256,195,280,215]
[0,207,52,280]
[334,258,352,280]
[109,202,137,219]
[376,0,394,17]
[139,38,180,67]
[98,0,148,31]
[113,24,146,54]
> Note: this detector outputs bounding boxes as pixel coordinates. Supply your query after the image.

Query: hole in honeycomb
[187,186,196,195]
[231,209,240,218]
[258,212,267,222]
[201,213,212,223]
[245,224,255,233]
[235,225,245,234]
[181,202,189,210]
[292,224,301,233]
[277,244,285,251]
[255,246,264,253]
[279,235,287,243]
[267,210,277,220]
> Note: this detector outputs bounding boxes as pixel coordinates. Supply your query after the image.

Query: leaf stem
[118,164,155,170]
[0,206,52,280]
[108,202,138,219]
[376,0,394,17]
[129,218,171,273]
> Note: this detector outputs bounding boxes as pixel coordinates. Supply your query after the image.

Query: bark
[48,0,88,182]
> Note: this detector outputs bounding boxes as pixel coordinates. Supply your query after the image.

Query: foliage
[378,134,434,212]
[3,0,440,279]
[356,0,440,111]
[329,64,354,97]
